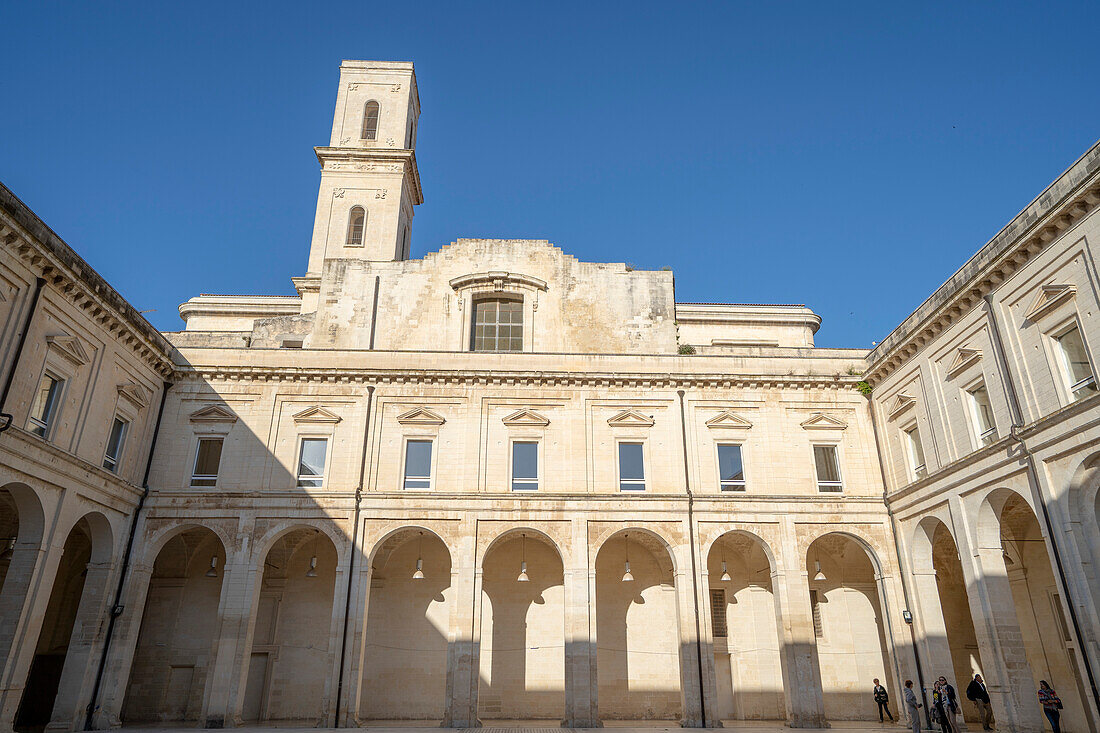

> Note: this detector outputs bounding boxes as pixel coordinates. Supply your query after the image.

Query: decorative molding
[607,409,655,428]
[1023,284,1077,322]
[396,407,445,426]
[704,410,753,429]
[887,393,917,419]
[449,271,549,293]
[502,409,550,427]
[800,412,848,430]
[292,405,342,424]
[945,347,982,378]
[189,404,237,423]
[46,333,91,367]
[117,383,150,409]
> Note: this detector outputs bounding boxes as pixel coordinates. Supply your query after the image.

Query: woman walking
[1038,680,1063,732]
[938,676,961,733]
[932,680,950,733]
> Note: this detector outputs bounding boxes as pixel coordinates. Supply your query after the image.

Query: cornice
[314,147,423,205]
[0,183,176,379]
[865,141,1100,387]
[178,294,302,322]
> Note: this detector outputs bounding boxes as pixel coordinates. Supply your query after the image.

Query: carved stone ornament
[396,407,445,426]
[607,409,656,428]
[704,410,753,429]
[1023,283,1077,322]
[391,83,401,92]
[189,404,237,423]
[887,393,917,419]
[117,382,151,409]
[800,412,848,430]
[45,333,90,366]
[502,409,550,427]
[292,405,342,424]
[945,348,982,378]
[333,188,345,199]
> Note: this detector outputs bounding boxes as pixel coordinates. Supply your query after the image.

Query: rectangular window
[967,384,997,446]
[618,442,645,491]
[102,416,129,472]
[403,439,433,490]
[709,588,727,638]
[296,437,328,488]
[511,441,538,491]
[810,590,824,638]
[905,426,927,480]
[813,445,842,492]
[1055,325,1097,400]
[27,373,63,438]
[717,444,746,491]
[191,438,224,487]
[471,299,523,352]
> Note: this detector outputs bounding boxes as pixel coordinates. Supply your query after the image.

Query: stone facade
[0,59,1098,732]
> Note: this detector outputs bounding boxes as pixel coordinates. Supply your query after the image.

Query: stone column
[200,537,258,729]
[442,529,480,728]
[908,567,955,690]
[773,520,826,728]
[334,532,367,728]
[952,497,1044,732]
[46,560,117,732]
[562,520,598,728]
[91,561,153,729]
[692,564,722,728]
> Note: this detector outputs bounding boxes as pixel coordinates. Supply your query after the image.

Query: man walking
[873,678,894,723]
[905,679,923,733]
[966,673,994,730]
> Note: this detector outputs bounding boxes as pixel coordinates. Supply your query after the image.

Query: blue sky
[2,2,1097,347]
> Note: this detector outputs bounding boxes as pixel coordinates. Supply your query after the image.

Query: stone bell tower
[298,61,423,303]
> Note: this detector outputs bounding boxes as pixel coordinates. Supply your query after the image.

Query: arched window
[346,207,366,246]
[471,298,523,352]
[361,101,380,141]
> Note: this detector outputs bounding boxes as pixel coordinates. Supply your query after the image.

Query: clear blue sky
[2,2,1097,347]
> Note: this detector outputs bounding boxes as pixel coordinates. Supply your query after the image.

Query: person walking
[873,678,894,723]
[905,679,923,733]
[932,680,950,733]
[938,676,961,733]
[1038,680,1062,732]
[966,673,994,730]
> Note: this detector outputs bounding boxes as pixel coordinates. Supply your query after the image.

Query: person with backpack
[966,673,993,730]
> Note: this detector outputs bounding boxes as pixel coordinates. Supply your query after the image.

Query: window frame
[616,440,647,492]
[401,437,435,491]
[190,436,225,488]
[1051,319,1097,403]
[510,439,540,492]
[361,100,380,141]
[902,423,927,481]
[811,443,844,493]
[102,414,130,473]
[470,295,525,353]
[27,370,65,439]
[346,206,366,246]
[295,435,331,489]
[964,380,998,448]
[715,442,747,492]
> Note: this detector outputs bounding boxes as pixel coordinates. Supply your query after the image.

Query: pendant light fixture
[720,560,731,583]
[306,556,318,578]
[517,533,530,582]
[412,531,425,579]
[622,534,634,582]
[813,560,826,581]
[205,555,218,578]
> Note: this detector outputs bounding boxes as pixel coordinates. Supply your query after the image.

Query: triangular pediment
[46,333,90,366]
[117,383,150,409]
[607,409,655,428]
[800,412,848,430]
[704,410,753,429]
[887,393,917,419]
[293,405,342,424]
[1024,284,1076,322]
[396,407,445,426]
[189,404,237,423]
[502,409,550,427]
[945,347,982,378]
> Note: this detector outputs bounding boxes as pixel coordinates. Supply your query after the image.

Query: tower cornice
[313,147,423,205]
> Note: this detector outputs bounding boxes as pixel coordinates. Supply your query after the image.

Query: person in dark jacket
[966,673,993,730]
[873,678,894,722]
[1038,680,1062,733]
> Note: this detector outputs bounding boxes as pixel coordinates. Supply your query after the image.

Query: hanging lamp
[517,533,530,582]
[622,534,634,582]
[813,560,826,581]
[306,556,318,578]
[413,531,425,579]
[205,555,218,578]
[720,560,731,583]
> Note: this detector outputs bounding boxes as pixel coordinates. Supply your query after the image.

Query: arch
[250,520,347,572]
[974,486,1035,551]
[361,100,379,140]
[911,515,954,573]
[0,482,45,548]
[593,526,678,577]
[365,524,451,571]
[138,521,235,571]
[345,206,366,246]
[75,510,115,564]
[702,528,778,575]
[481,525,566,565]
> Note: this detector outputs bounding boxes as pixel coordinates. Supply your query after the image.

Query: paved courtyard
[117,724,910,732]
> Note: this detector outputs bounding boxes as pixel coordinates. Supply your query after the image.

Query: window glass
[905,427,927,479]
[618,442,645,491]
[471,299,523,352]
[191,438,224,487]
[813,445,842,491]
[297,438,328,488]
[512,441,538,491]
[717,444,745,491]
[968,385,997,446]
[709,588,727,637]
[103,416,128,472]
[1056,325,1097,400]
[28,373,63,438]
[346,207,365,245]
[361,101,379,140]
[403,439,433,489]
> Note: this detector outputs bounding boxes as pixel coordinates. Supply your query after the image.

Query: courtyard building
[0,60,1099,731]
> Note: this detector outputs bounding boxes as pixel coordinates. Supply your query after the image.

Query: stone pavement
[118,723,911,733]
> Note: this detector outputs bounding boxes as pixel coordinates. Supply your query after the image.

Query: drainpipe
[85,379,172,729]
[334,384,374,726]
[983,295,1100,716]
[0,277,46,432]
[867,390,932,729]
[676,389,709,728]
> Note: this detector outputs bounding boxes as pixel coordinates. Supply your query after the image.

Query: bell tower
[302,61,423,279]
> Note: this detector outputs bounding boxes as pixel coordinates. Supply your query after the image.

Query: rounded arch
[1067,450,1100,517]
[911,515,955,573]
[975,487,1035,551]
[251,520,346,570]
[593,526,677,577]
[361,100,380,140]
[345,206,366,246]
[805,528,887,578]
[703,528,778,574]
[140,521,233,570]
[365,524,452,573]
[481,525,565,565]
[0,481,46,547]
[74,510,115,564]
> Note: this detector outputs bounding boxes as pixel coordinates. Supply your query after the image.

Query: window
[27,373,63,438]
[361,101,379,140]
[1055,324,1097,400]
[810,590,824,638]
[905,426,927,480]
[346,206,366,246]
[618,442,645,491]
[511,441,538,491]
[709,588,727,637]
[102,416,129,472]
[296,437,328,488]
[813,445,842,492]
[471,298,523,352]
[967,384,997,446]
[717,444,746,491]
[403,439,433,489]
[191,438,224,487]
